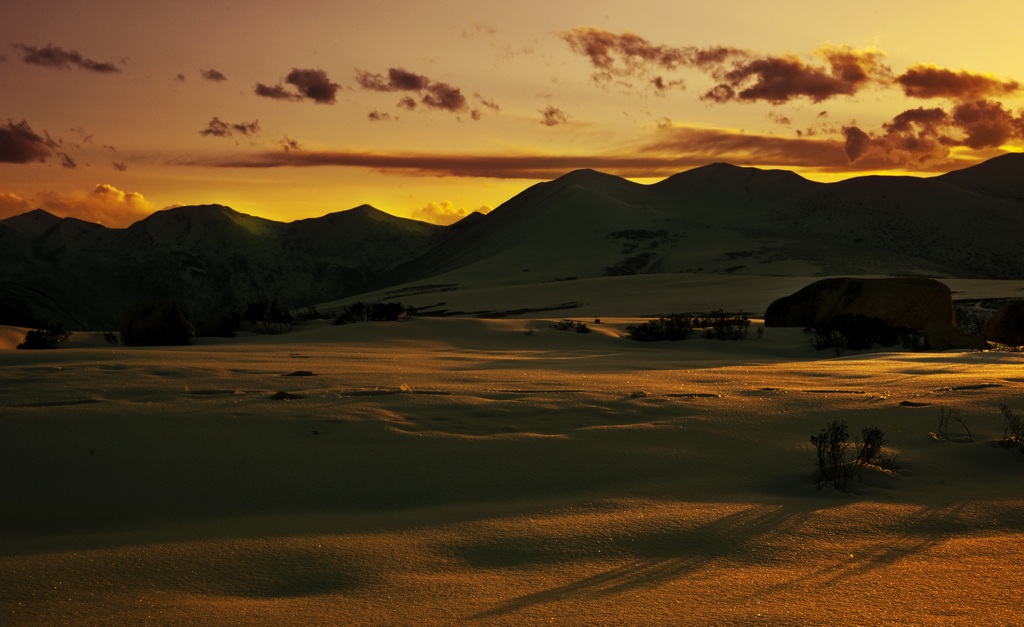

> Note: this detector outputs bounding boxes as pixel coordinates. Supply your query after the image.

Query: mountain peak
[1,208,63,234]
[938,152,1024,198]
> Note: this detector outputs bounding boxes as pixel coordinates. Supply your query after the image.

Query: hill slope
[3,154,1024,330]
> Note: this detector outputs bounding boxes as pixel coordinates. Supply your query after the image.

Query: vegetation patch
[806,313,921,354]
[550,320,591,333]
[626,310,751,342]
[333,301,411,325]
[17,326,72,350]
[810,420,891,492]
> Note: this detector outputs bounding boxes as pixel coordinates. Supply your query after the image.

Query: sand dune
[3,278,1024,624]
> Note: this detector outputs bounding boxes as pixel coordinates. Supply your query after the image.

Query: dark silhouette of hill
[2,154,1024,330]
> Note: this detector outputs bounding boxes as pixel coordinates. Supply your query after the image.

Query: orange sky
[2,0,1024,226]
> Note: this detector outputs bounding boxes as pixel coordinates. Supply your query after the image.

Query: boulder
[765,277,955,330]
[984,300,1024,346]
[765,277,987,350]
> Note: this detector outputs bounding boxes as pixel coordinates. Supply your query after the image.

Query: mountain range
[3,153,1024,330]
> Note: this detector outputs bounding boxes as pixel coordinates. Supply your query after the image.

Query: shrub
[626,314,695,342]
[855,426,887,466]
[697,309,750,340]
[934,406,973,442]
[807,314,921,354]
[17,326,72,350]
[238,299,293,334]
[333,301,411,325]
[999,404,1024,452]
[810,420,888,492]
[551,320,591,333]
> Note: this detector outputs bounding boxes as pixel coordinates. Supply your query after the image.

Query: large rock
[765,277,955,329]
[765,277,986,350]
[984,300,1024,346]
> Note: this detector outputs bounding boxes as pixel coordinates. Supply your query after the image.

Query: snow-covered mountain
[0,204,445,330]
[3,154,1024,330]
[392,153,1024,286]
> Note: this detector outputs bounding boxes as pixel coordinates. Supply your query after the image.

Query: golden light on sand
[3,276,1024,624]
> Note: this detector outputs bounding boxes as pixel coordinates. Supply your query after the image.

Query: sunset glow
[3,0,1024,225]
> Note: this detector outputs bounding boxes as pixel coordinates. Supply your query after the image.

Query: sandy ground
[3,278,1024,625]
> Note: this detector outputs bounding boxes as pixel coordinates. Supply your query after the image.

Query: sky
[3,0,1024,227]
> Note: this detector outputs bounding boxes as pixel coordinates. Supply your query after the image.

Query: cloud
[0,192,31,217]
[255,68,339,104]
[704,45,888,104]
[279,137,302,152]
[421,82,467,112]
[476,94,501,112]
[255,83,302,101]
[560,29,888,103]
[0,184,154,227]
[175,73,186,82]
[355,67,488,118]
[12,43,120,73]
[180,125,851,179]
[540,106,570,126]
[285,68,339,104]
[368,110,394,122]
[895,64,1021,101]
[842,99,1024,165]
[356,67,430,91]
[58,152,76,169]
[113,161,127,171]
[199,117,260,138]
[201,68,227,81]
[558,27,739,83]
[411,199,489,225]
[0,119,54,163]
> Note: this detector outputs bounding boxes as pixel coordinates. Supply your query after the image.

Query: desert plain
[2,273,1024,626]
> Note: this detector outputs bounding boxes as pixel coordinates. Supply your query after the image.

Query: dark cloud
[113,161,127,171]
[356,67,430,91]
[279,137,302,152]
[175,73,186,82]
[201,68,228,81]
[285,68,339,104]
[0,119,53,163]
[540,106,570,126]
[12,43,120,73]
[952,99,1023,148]
[896,65,1020,100]
[560,29,889,103]
[476,94,501,112]
[58,152,76,169]
[651,76,685,93]
[199,117,260,138]
[255,82,302,101]
[705,46,887,104]
[368,110,394,122]
[180,125,853,179]
[254,68,339,104]
[558,27,741,83]
[421,82,467,112]
[356,67,489,118]
[843,99,1024,166]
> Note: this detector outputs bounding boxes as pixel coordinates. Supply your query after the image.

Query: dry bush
[811,420,889,492]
